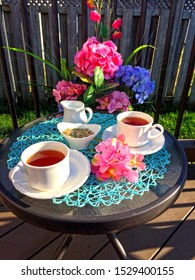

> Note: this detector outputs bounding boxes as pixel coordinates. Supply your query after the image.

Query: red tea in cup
[27,150,65,167]
[117,111,164,147]
[122,116,149,126]
[21,141,70,191]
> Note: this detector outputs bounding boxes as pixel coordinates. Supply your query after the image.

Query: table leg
[52,234,75,260]
[107,233,128,260]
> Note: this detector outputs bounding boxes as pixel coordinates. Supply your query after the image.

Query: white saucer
[9,150,90,199]
[102,125,165,155]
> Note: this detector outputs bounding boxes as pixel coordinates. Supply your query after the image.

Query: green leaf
[128,104,134,111]
[83,85,96,105]
[72,70,94,85]
[100,23,108,39]
[3,46,62,75]
[94,66,104,88]
[60,58,71,81]
[124,45,156,65]
[98,82,119,92]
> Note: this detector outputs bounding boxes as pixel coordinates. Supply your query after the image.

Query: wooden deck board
[0,169,195,260]
[92,179,195,260]
[0,205,24,237]
[155,208,195,260]
[0,222,59,260]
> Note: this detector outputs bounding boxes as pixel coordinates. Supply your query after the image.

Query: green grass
[158,110,195,139]
[0,99,57,139]
[0,100,195,139]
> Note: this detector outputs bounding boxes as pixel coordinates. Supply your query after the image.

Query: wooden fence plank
[41,9,54,88]
[103,7,111,40]
[139,7,153,68]
[173,12,195,105]
[2,6,20,97]
[151,9,170,100]
[120,9,134,62]
[163,0,186,99]
[29,5,45,100]
[66,6,77,67]
[59,12,68,61]
[9,3,29,101]
[188,78,195,108]
[0,60,3,100]
[86,8,95,38]
[0,54,6,99]
[166,19,190,98]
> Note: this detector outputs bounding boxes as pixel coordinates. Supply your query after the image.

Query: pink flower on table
[91,135,145,182]
[74,37,123,80]
[112,18,122,30]
[90,10,101,23]
[129,153,146,171]
[52,80,87,103]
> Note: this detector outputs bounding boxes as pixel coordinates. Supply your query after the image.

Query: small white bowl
[57,122,101,150]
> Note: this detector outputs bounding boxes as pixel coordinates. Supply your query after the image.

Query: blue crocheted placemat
[7,113,171,207]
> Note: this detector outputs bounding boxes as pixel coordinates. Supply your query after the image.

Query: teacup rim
[117,111,153,126]
[21,141,70,169]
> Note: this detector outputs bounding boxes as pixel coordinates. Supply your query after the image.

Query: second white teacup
[117,111,164,147]
[20,141,70,191]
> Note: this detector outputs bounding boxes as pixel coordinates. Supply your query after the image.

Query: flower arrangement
[52,1,155,182]
[91,134,145,182]
[4,0,156,183]
[52,0,155,114]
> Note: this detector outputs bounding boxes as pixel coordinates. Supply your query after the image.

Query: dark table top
[0,113,188,235]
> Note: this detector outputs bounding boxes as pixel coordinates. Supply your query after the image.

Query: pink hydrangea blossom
[96,95,112,110]
[90,10,101,23]
[91,135,145,182]
[96,90,130,113]
[74,37,123,80]
[52,80,87,103]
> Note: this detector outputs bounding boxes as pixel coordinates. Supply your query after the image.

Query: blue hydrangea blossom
[115,65,155,104]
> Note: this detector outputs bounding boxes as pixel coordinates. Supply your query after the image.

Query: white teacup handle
[148,124,164,140]
[16,161,27,174]
[84,107,93,123]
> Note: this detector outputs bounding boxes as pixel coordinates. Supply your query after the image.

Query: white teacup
[20,141,70,191]
[61,100,93,124]
[117,111,164,147]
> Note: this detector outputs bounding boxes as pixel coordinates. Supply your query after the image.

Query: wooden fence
[0,0,195,110]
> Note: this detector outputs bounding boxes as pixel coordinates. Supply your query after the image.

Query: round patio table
[0,113,188,259]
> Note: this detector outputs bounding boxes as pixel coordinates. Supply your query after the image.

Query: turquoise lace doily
[7,113,171,207]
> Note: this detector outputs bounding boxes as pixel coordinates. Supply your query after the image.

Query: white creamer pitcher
[61,100,93,124]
